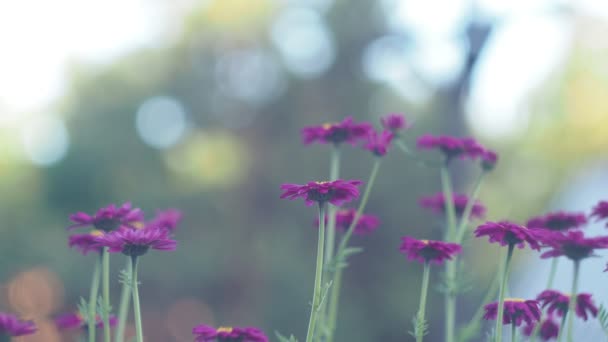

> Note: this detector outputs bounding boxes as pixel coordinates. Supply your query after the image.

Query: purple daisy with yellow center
[280,179,362,206]
[591,200,608,227]
[527,211,587,231]
[68,230,105,255]
[483,299,541,326]
[55,312,117,331]
[536,290,598,320]
[192,324,268,342]
[523,318,559,341]
[474,221,541,250]
[399,237,462,265]
[539,230,608,261]
[416,134,486,161]
[380,113,409,133]
[419,193,486,219]
[68,202,143,232]
[301,116,373,146]
[363,130,393,157]
[94,226,177,257]
[0,312,36,337]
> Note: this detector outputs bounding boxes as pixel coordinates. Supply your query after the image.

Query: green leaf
[275,331,299,342]
[408,315,428,339]
[598,304,608,335]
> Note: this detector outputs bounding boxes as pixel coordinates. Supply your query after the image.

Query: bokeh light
[166,298,214,341]
[20,115,69,166]
[8,267,64,317]
[136,96,188,149]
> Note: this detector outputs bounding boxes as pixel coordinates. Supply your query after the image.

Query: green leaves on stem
[414,262,431,342]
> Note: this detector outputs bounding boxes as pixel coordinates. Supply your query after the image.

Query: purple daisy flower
[280,179,362,206]
[523,318,559,341]
[148,209,182,231]
[527,211,587,231]
[416,134,486,161]
[539,230,608,261]
[363,130,393,156]
[68,230,105,255]
[192,324,268,342]
[536,290,598,320]
[95,226,177,257]
[591,200,608,227]
[0,312,36,337]
[399,237,462,265]
[55,312,117,331]
[301,116,373,146]
[68,202,144,232]
[474,221,541,250]
[483,299,541,326]
[481,150,498,171]
[380,113,409,133]
[419,193,486,219]
[335,209,380,235]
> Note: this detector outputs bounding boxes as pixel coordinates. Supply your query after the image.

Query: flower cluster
[192,324,268,342]
[536,290,598,320]
[419,193,486,219]
[280,180,362,206]
[317,208,380,235]
[0,312,36,337]
[399,237,462,265]
[380,113,409,133]
[527,211,587,231]
[301,116,373,146]
[540,230,608,261]
[68,202,143,232]
[483,299,541,326]
[474,221,541,250]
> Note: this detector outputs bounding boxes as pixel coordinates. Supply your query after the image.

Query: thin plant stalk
[88,254,102,342]
[454,173,485,243]
[115,258,133,342]
[101,247,111,342]
[324,145,341,266]
[566,260,580,342]
[495,244,515,342]
[511,324,516,342]
[441,163,458,342]
[394,139,439,168]
[131,256,144,342]
[557,314,568,342]
[326,159,382,342]
[305,203,327,342]
[416,262,431,342]
[457,267,500,342]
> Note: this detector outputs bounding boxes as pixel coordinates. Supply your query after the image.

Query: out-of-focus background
[1,0,608,341]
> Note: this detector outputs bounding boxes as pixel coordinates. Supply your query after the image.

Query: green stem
[394,139,440,168]
[547,258,559,290]
[454,172,485,243]
[131,256,144,342]
[495,244,515,342]
[88,254,102,342]
[566,261,580,342]
[101,248,111,342]
[440,165,457,241]
[326,159,382,342]
[511,324,516,342]
[305,203,327,342]
[441,163,458,342]
[557,314,567,342]
[115,258,133,342]
[457,269,500,342]
[416,262,431,342]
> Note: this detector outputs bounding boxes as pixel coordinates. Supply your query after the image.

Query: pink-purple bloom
[68,202,143,232]
[474,221,541,250]
[481,150,498,170]
[280,179,362,206]
[192,324,268,342]
[419,193,486,219]
[527,211,587,231]
[69,230,105,255]
[591,200,608,227]
[317,208,380,235]
[539,230,608,261]
[0,312,36,337]
[363,130,393,156]
[536,290,598,320]
[380,113,409,133]
[416,134,485,161]
[55,312,117,331]
[95,226,177,257]
[523,318,559,341]
[483,299,541,326]
[399,237,462,265]
[148,209,182,231]
[301,117,373,146]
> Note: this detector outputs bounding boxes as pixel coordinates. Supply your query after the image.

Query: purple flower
[416,134,486,161]
[68,202,144,232]
[0,312,36,337]
[69,230,105,255]
[301,117,373,146]
[363,130,393,156]
[536,290,598,320]
[419,193,486,219]
[523,318,559,341]
[280,179,362,206]
[527,211,587,231]
[540,230,608,261]
[148,209,182,231]
[483,299,541,326]
[192,324,268,342]
[55,312,117,331]
[399,237,462,265]
[591,200,608,227]
[380,113,409,133]
[474,221,541,250]
[95,226,177,257]
[317,208,380,235]
[481,150,498,171]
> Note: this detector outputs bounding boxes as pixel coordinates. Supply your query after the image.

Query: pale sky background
[0,0,606,165]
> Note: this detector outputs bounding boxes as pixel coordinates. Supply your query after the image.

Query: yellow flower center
[322,122,336,129]
[506,298,526,302]
[132,221,145,229]
[315,181,330,185]
[420,240,429,244]
[90,230,104,237]
[217,326,234,333]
